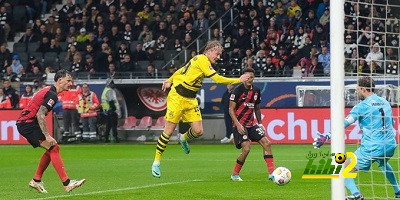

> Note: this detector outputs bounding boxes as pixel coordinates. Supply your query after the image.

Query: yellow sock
[154,132,170,164]
[182,128,199,141]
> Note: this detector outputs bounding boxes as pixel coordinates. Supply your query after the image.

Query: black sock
[63,179,70,186]
[33,179,41,183]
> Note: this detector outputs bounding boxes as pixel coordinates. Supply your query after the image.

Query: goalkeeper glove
[313,132,331,149]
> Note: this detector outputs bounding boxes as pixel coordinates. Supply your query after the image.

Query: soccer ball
[272,167,291,185]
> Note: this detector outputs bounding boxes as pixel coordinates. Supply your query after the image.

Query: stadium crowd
[0,0,398,81]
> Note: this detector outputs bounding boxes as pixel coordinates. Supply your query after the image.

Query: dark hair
[358,76,375,92]
[242,67,255,74]
[54,69,72,82]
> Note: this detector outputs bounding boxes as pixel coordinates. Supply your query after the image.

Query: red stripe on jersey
[235,89,256,127]
[17,86,53,123]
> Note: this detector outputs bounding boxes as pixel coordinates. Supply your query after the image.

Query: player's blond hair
[203,40,223,53]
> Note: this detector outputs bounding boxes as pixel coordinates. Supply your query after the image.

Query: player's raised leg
[179,121,203,154]
[377,159,400,197]
[152,121,176,178]
[344,157,363,200]
[231,140,251,181]
[258,137,275,180]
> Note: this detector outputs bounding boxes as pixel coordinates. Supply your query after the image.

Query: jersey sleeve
[230,87,241,103]
[255,89,261,104]
[42,91,58,111]
[196,55,216,77]
[347,103,363,123]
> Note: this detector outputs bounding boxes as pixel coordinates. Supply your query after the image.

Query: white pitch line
[28,179,202,200]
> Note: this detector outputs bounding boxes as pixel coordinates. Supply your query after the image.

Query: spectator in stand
[2,65,18,82]
[294,26,307,50]
[286,45,302,68]
[19,85,34,109]
[155,34,167,51]
[81,14,93,32]
[11,54,23,74]
[107,62,122,79]
[275,7,288,27]
[272,46,288,66]
[65,45,78,62]
[77,28,89,44]
[33,19,44,35]
[138,24,152,42]
[318,46,331,76]
[242,49,256,69]
[319,7,330,28]
[234,28,251,53]
[120,54,135,72]
[76,83,100,142]
[116,42,130,62]
[132,43,147,61]
[36,37,51,54]
[3,79,19,108]
[309,45,320,60]
[146,47,163,62]
[48,39,62,55]
[241,57,259,71]
[305,10,318,31]
[255,50,267,73]
[54,27,66,43]
[71,52,83,73]
[0,88,12,109]
[276,59,291,77]
[38,25,52,43]
[308,58,323,77]
[142,33,155,51]
[317,0,329,19]
[145,64,160,78]
[262,56,276,77]
[30,66,44,82]
[83,54,96,75]
[0,6,10,41]
[312,25,327,45]
[296,57,311,77]
[365,43,384,74]
[193,10,209,35]
[122,23,135,44]
[0,43,11,69]
[46,16,60,35]
[109,25,122,44]
[19,27,39,43]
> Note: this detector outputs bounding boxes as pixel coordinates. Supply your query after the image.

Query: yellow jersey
[168,54,241,98]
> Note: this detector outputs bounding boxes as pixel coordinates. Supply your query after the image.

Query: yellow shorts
[164,87,202,123]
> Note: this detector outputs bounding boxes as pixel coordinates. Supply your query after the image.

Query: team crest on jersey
[230,94,235,101]
[243,135,248,140]
[47,99,55,107]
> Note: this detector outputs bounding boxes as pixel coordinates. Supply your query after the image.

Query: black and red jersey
[230,83,261,128]
[17,85,58,123]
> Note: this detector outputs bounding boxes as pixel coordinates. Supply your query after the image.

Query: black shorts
[233,124,265,149]
[16,122,45,148]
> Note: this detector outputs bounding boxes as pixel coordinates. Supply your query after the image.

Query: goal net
[343,0,400,199]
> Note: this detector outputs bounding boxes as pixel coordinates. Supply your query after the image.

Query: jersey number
[181,61,191,75]
[379,108,386,133]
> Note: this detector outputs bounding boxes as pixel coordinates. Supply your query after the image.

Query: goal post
[330,0,346,199]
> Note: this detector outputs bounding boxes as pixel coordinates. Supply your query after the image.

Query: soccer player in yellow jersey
[151,40,250,178]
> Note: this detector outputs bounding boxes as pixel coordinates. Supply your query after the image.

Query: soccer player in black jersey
[229,67,275,181]
[16,70,85,193]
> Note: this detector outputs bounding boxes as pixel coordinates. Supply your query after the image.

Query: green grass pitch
[0,144,398,199]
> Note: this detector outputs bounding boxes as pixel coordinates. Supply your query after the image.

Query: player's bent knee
[192,128,203,136]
